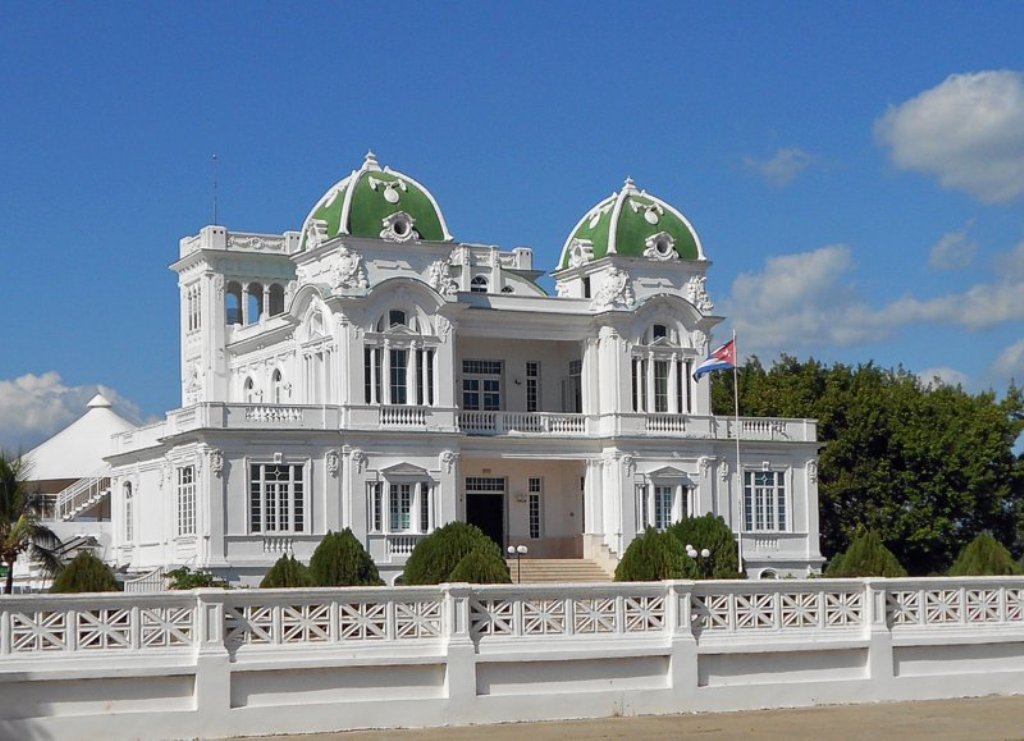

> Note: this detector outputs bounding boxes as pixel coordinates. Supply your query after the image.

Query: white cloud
[742,147,815,187]
[928,224,978,269]
[875,70,1024,203]
[993,339,1024,381]
[917,367,969,389]
[0,372,142,452]
[727,244,1024,357]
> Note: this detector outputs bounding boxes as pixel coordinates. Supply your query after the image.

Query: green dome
[301,152,453,250]
[558,178,704,269]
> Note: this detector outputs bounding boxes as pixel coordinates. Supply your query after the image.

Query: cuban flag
[692,339,736,382]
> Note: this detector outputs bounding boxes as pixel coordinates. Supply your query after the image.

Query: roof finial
[364,150,380,171]
[623,175,636,191]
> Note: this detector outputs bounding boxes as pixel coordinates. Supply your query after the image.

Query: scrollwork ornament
[349,448,366,473]
[326,450,340,477]
[807,460,818,484]
[439,449,458,474]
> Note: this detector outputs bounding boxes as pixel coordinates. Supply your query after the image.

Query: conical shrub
[308,529,383,586]
[402,522,499,585]
[825,530,907,577]
[667,514,743,579]
[448,546,512,584]
[260,555,315,588]
[949,532,1022,576]
[50,551,119,593]
[615,528,695,581]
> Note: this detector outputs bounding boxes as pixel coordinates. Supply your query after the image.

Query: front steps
[505,558,613,583]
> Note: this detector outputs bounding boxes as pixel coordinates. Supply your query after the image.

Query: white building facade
[102,152,823,585]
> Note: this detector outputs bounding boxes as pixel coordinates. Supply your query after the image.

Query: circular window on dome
[643,231,678,261]
[380,211,420,243]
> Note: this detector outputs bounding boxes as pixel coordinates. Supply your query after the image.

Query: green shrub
[50,551,119,593]
[825,530,907,577]
[448,546,512,584]
[167,566,227,590]
[615,528,695,581]
[260,555,315,588]
[666,514,743,579]
[948,532,1023,576]
[309,529,383,587]
[403,522,500,585]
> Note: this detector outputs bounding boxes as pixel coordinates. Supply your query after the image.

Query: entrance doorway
[465,477,506,548]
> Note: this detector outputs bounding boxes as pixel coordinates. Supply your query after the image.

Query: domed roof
[300,151,453,250]
[558,178,704,269]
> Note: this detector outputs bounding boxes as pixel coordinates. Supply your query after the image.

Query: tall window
[176,466,196,537]
[244,377,257,403]
[185,283,202,333]
[526,362,540,412]
[369,480,433,534]
[272,369,285,403]
[654,360,669,413]
[528,477,542,539]
[365,308,438,407]
[123,482,133,542]
[249,463,306,533]
[653,485,674,530]
[389,483,412,531]
[389,349,408,405]
[470,275,488,293]
[462,360,502,410]
[636,483,649,531]
[744,470,787,531]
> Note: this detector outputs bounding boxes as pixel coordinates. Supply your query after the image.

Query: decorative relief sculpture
[698,456,712,477]
[367,174,408,204]
[628,196,664,225]
[380,211,420,243]
[304,218,329,250]
[439,450,458,474]
[643,231,678,261]
[434,315,453,341]
[184,362,202,405]
[428,258,459,297]
[807,460,818,484]
[719,460,730,482]
[330,246,368,291]
[687,275,714,314]
[326,450,340,477]
[210,449,224,477]
[589,268,635,311]
[568,238,594,267]
[349,448,367,473]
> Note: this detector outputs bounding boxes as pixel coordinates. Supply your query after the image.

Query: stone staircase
[505,558,613,583]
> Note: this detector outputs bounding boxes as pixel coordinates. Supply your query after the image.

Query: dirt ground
[239,695,1024,740]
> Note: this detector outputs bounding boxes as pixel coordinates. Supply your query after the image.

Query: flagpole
[732,329,744,574]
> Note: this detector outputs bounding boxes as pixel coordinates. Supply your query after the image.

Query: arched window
[470,275,488,294]
[365,307,436,407]
[123,482,133,542]
[268,284,285,316]
[246,282,264,324]
[226,282,243,325]
[244,377,257,403]
[631,321,693,414]
[272,369,285,403]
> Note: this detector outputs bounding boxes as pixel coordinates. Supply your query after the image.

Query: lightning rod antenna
[212,153,219,225]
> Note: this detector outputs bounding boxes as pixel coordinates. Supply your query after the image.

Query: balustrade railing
[379,405,428,427]
[244,405,304,423]
[386,534,425,557]
[646,414,687,433]
[458,411,588,436]
[7,578,1024,660]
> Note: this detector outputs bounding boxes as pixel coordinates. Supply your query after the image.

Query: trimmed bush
[667,514,743,579]
[260,555,315,588]
[825,530,907,577]
[615,528,695,582]
[448,546,512,584]
[309,529,383,587]
[948,532,1023,576]
[50,551,119,593]
[403,522,502,585]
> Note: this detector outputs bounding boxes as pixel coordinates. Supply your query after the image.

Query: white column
[369,348,378,405]
[407,344,417,405]
[420,348,430,405]
[382,342,392,405]
[261,285,270,321]
[241,286,250,325]
[668,354,679,414]
[646,351,655,413]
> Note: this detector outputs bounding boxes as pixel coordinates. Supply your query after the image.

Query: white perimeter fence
[3,577,1024,739]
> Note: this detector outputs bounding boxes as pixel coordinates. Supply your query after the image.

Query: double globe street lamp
[507,544,528,583]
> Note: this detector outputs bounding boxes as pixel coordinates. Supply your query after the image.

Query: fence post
[864,579,894,698]
[442,583,477,715]
[194,590,232,734]
[667,581,699,705]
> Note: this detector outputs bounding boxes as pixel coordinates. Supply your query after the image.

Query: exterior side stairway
[56,471,111,521]
[505,558,613,583]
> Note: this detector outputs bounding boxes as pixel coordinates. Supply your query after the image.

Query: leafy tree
[260,555,315,588]
[403,522,501,585]
[714,358,1024,575]
[948,532,1023,576]
[615,528,695,581]
[167,566,227,589]
[309,529,383,587]
[825,530,907,577]
[448,546,512,583]
[0,450,62,594]
[666,514,743,579]
[50,550,119,593]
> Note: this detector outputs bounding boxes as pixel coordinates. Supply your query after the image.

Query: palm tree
[0,451,62,594]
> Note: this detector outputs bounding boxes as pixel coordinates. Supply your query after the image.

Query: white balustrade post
[442,583,477,715]
[864,579,894,698]
[194,590,232,733]
[667,580,699,703]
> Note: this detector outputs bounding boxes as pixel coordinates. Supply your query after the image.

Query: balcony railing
[458,411,589,436]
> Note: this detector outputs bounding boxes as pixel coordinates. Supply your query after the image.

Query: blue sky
[1,2,1023,449]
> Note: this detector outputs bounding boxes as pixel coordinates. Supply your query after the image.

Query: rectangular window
[462,360,502,410]
[123,484,133,542]
[416,348,436,406]
[684,360,693,413]
[369,482,383,532]
[420,484,431,532]
[465,476,505,492]
[177,466,196,537]
[249,463,305,533]
[654,360,669,413]
[389,483,412,531]
[654,485,673,530]
[528,477,542,539]
[676,360,685,414]
[636,483,649,530]
[526,362,539,413]
[744,470,787,531]
[390,348,408,405]
[364,347,373,404]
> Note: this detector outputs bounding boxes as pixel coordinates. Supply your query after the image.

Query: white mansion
[42,153,823,585]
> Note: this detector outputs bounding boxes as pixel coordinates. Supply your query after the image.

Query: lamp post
[507,544,528,583]
[685,544,712,579]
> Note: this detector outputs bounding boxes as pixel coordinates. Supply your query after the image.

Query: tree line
[712,356,1024,575]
